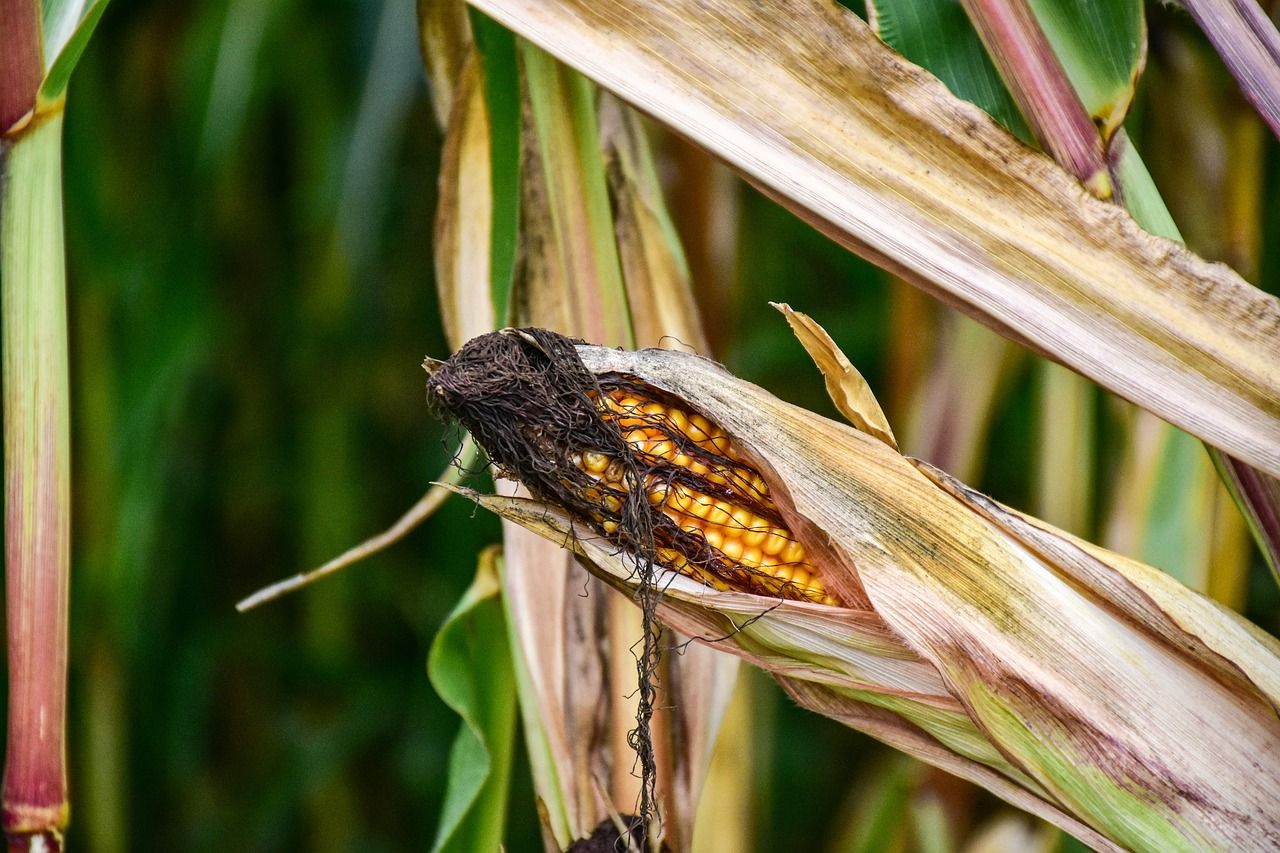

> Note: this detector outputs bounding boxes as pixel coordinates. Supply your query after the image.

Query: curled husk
[436,331,1280,853]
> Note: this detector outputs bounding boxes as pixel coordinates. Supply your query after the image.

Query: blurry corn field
[2,0,1280,850]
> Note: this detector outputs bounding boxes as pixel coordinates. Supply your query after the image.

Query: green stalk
[1,110,71,851]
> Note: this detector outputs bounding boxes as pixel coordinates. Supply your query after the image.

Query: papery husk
[451,340,1280,853]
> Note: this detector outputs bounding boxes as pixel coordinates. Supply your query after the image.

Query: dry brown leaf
[772,302,897,449]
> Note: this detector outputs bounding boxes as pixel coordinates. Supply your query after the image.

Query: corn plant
[391,0,1280,850]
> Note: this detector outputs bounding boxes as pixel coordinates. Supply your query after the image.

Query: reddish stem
[2,116,71,845]
[0,0,42,135]
[960,0,1112,198]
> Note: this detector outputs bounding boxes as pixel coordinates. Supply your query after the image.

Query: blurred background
[28,0,1280,849]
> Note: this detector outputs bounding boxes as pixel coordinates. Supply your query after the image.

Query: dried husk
[446,338,1280,853]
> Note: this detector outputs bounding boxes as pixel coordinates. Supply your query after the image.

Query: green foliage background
[25,0,1280,849]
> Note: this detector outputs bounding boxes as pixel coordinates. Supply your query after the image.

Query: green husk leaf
[428,546,518,853]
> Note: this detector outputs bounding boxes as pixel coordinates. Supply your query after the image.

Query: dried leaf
[434,53,496,349]
[468,0,1280,479]
[773,303,896,449]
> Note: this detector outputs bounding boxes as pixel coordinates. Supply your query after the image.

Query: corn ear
[438,329,1280,853]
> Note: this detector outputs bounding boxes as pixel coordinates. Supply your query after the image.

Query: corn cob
[574,383,839,606]
[427,328,840,606]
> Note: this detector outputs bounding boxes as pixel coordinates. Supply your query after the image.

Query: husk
[446,339,1280,853]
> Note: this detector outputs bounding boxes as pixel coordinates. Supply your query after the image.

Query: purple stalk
[1,114,72,852]
[1216,453,1280,587]
[960,0,1112,198]
[1182,0,1280,141]
[0,0,40,135]
[2,3,71,849]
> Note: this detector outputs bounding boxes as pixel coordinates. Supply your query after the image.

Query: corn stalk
[1,1,107,848]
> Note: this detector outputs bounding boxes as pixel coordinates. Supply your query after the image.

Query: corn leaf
[38,0,109,104]
[419,0,472,128]
[868,0,1029,139]
[427,546,518,853]
[469,9,521,324]
[467,0,1280,480]
[1027,0,1144,141]
[433,53,497,349]
[599,95,708,353]
[1179,0,1280,141]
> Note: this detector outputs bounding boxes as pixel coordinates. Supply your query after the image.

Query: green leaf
[468,9,521,326]
[38,0,110,104]
[869,0,1030,140]
[427,546,518,853]
[1028,0,1144,139]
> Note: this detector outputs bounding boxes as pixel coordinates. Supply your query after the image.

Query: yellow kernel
[781,539,805,565]
[668,484,698,516]
[706,501,734,527]
[743,518,768,548]
[721,537,744,562]
[642,402,665,416]
[762,529,787,556]
[729,506,752,531]
[582,451,610,473]
[673,453,692,470]
[650,440,673,459]
[668,407,689,434]
[689,493,714,520]
[601,520,619,535]
[741,546,762,567]
[790,568,811,589]
[703,528,725,551]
